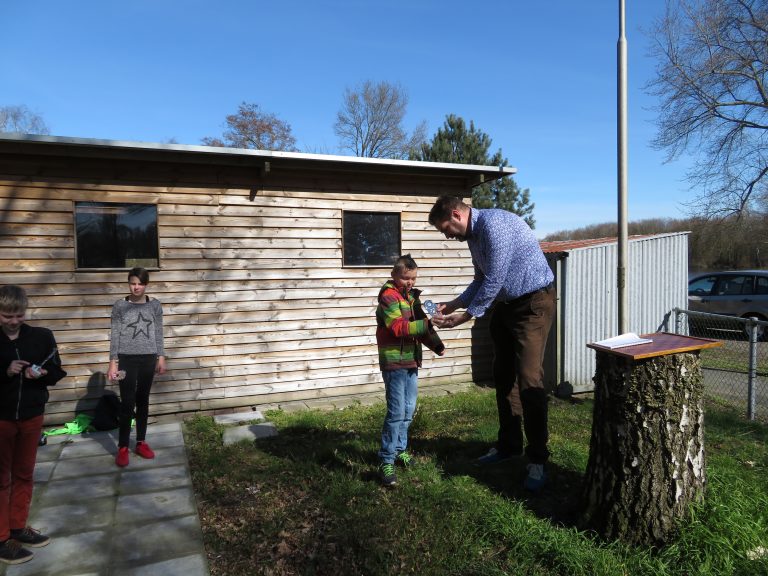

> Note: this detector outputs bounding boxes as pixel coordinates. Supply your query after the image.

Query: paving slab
[213,410,265,425]
[29,498,115,534]
[6,530,110,576]
[38,473,119,505]
[112,553,208,576]
[116,487,197,524]
[111,516,203,565]
[118,464,191,494]
[31,460,55,484]
[222,422,278,445]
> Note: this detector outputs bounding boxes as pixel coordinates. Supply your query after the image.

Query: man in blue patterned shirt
[428,195,555,491]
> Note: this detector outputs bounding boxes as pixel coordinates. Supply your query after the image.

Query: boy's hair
[428,195,467,226]
[0,285,28,313]
[393,254,418,274]
[127,267,150,284]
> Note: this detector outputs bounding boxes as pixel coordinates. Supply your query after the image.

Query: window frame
[341,210,402,268]
[73,200,160,271]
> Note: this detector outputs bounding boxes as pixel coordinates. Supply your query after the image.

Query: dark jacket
[0,324,66,421]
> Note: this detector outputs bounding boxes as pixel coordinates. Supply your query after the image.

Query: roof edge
[0,133,517,177]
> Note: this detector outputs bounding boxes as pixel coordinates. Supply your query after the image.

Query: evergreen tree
[411,114,535,228]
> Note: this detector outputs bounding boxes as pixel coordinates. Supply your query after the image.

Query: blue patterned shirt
[459,208,554,318]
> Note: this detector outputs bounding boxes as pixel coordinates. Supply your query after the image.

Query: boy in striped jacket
[376,254,444,487]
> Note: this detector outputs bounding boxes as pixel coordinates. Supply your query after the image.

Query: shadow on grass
[253,423,586,529]
[415,436,585,527]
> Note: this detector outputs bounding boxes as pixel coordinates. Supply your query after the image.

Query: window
[715,275,751,295]
[342,211,401,267]
[688,275,717,296]
[74,202,159,269]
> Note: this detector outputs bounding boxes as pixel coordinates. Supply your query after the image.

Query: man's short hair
[429,195,467,226]
[0,285,28,313]
[393,254,418,273]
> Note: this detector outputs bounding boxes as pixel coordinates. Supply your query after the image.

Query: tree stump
[581,349,707,546]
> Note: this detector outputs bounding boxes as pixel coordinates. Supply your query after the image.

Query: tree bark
[581,351,706,546]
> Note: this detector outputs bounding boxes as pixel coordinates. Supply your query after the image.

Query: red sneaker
[135,441,155,459]
[116,446,129,467]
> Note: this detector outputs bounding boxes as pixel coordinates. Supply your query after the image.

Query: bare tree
[647,0,768,218]
[334,80,426,159]
[0,105,49,134]
[202,102,297,151]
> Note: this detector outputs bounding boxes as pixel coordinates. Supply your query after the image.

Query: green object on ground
[43,414,94,436]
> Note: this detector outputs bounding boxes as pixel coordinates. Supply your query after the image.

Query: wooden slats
[0,173,486,424]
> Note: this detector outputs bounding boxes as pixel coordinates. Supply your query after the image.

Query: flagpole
[617,0,629,333]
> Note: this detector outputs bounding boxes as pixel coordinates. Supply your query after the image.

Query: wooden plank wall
[0,175,492,424]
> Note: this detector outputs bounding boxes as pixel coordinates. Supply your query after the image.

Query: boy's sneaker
[0,539,33,565]
[395,451,412,467]
[135,441,155,459]
[524,463,547,492]
[116,446,130,467]
[379,463,397,487]
[10,527,50,548]
[474,447,520,466]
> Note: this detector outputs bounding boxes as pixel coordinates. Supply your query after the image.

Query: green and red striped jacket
[375,280,445,371]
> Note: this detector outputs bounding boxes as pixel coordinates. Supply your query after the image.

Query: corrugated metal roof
[540,232,690,253]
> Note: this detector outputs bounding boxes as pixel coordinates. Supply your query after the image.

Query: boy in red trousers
[0,285,66,565]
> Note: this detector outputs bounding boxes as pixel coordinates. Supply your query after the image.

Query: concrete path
[0,421,209,576]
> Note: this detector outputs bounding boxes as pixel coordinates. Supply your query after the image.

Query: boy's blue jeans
[378,368,418,464]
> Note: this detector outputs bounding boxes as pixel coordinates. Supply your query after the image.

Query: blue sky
[1,1,694,238]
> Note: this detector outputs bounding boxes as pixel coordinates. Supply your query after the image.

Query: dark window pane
[75,202,159,269]
[689,276,717,295]
[343,211,401,266]
[716,275,751,295]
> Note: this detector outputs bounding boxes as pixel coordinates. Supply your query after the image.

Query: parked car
[688,270,768,339]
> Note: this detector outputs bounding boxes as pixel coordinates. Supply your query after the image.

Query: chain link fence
[673,308,768,421]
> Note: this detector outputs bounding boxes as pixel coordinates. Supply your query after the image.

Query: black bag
[92,393,121,431]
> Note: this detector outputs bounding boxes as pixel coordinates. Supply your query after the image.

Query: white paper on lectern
[593,332,653,349]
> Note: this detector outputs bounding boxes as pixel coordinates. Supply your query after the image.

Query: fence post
[674,307,683,335]
[747,317,757,421]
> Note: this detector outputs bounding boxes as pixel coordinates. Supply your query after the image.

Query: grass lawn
[185,388,768,576]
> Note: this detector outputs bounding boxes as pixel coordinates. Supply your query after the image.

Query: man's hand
[432,311,472,329]
[436,298,462,316]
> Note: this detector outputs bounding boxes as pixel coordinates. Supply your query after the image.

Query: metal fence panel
[674,308,768,421]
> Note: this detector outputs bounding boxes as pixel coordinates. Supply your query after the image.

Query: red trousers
[0,415,43,541]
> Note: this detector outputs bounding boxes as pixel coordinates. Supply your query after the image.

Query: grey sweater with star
[109,297,165,359]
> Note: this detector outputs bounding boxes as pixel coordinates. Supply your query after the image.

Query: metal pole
[747,318,757,421]
[617,0,629,334]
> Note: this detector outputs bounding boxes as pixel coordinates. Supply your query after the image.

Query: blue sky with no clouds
[0,0,694,238]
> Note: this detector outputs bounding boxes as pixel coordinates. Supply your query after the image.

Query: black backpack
[92,393,121,431]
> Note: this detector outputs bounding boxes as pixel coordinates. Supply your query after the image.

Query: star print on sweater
[126,312,153,339]
[109,298,165,358]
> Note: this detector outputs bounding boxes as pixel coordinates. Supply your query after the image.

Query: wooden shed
[0,134,513,424]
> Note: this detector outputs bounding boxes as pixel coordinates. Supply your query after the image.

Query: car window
[689,276,717,295]
[714,275,752,295]
[756,276,768,295]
